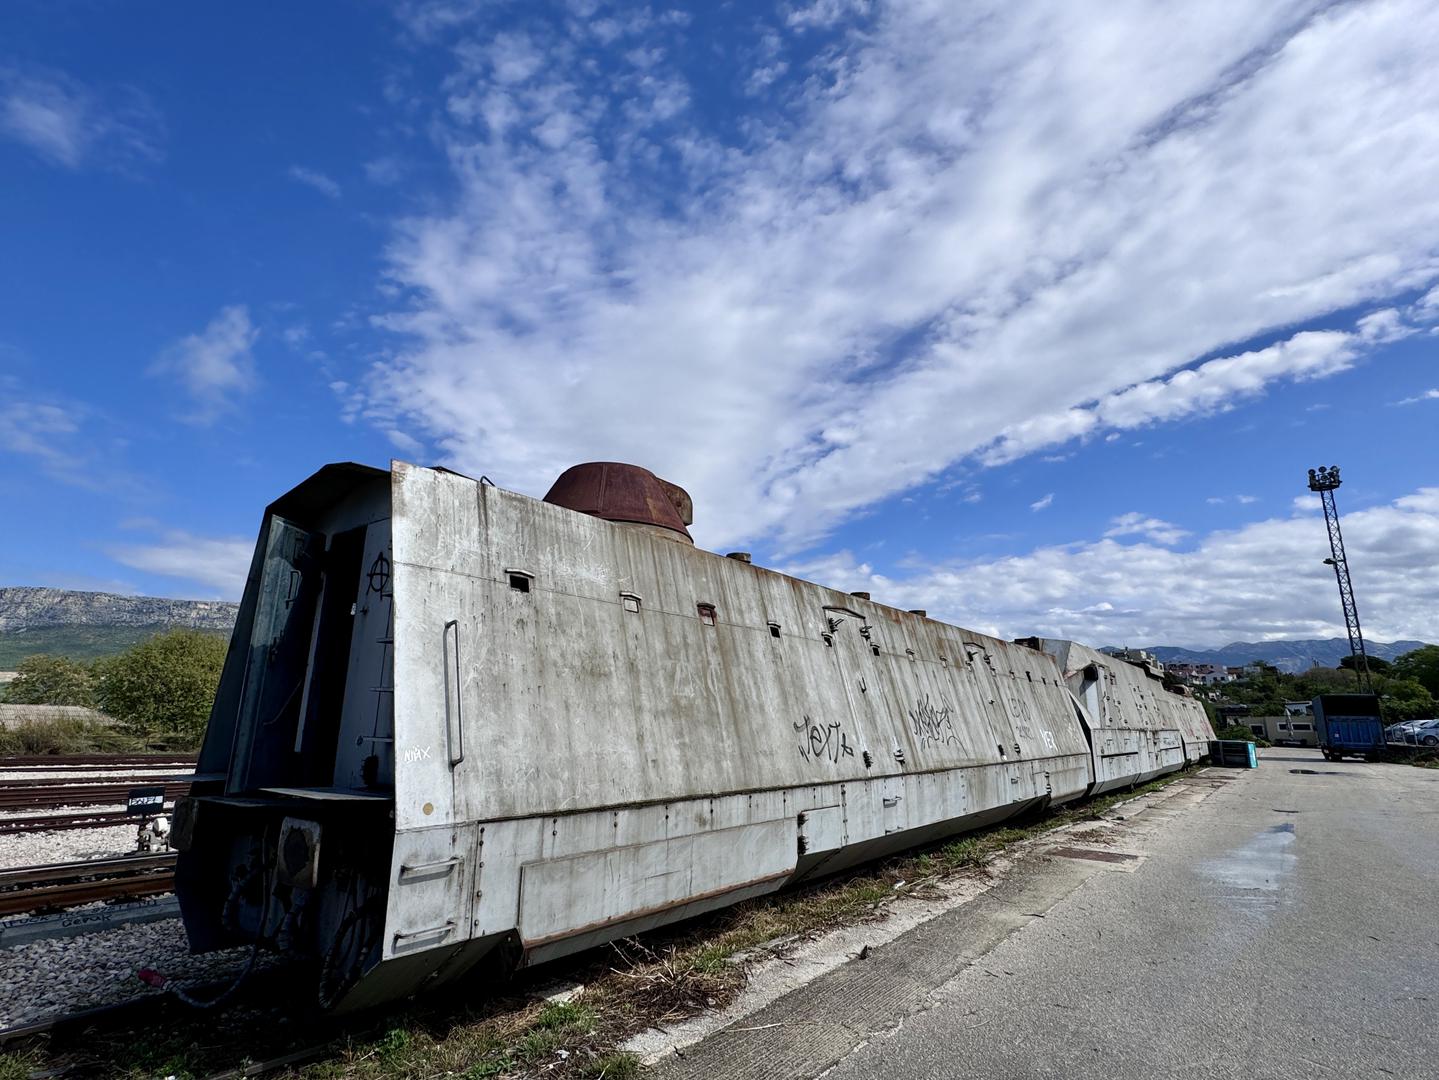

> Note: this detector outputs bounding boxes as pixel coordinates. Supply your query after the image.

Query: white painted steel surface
[1030,638,1213,794]
[181,461,1216,1007]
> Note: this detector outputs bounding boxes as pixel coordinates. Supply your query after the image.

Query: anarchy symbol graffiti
[366,551,391,594]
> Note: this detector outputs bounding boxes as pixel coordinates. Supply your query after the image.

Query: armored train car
[174,460,1213,1010]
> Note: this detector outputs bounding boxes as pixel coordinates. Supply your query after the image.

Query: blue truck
[1312,693,1384,761]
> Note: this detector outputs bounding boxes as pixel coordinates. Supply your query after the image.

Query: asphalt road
[656,750,1439,1080]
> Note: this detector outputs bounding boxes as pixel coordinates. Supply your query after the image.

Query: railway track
[0,779,193,811]
[0,753,197,769]
[0,853,177,917]
[0,809,143,836]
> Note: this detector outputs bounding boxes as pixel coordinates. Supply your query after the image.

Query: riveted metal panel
[383,823,477,960]
[517,817,796,945]
[422,481,1109,825]
[799,804,845,855]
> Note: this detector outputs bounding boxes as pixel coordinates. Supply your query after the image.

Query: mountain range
[1110,639,1430,675]
[0,587,1429,678]
[0,587,239,668]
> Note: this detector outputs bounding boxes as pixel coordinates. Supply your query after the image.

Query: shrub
[93,628,227,746]
[2,654,96,707]
[0,714,142,755]
[1215,724,1269,746]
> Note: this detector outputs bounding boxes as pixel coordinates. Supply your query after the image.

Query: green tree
[1392,645,1439,698]
[1379,678,1437,724]
[1292,665,1356,699]
[1220,662,1289,716]
[94,629,227,745]
[2,654,96,707]
[1339,654,1391,674]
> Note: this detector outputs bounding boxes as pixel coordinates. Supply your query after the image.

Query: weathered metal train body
[175,461,1214,1010]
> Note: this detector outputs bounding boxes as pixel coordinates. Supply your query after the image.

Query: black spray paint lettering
[909,694,960,749]
[794,715,855,764]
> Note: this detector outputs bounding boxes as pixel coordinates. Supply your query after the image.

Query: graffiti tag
[795,715,855,765]
[909,694,960,749]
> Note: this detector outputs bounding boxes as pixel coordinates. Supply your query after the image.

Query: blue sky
[2,0,1437,648]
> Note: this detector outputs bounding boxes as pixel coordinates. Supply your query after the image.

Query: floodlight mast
[1306,464,1372,692]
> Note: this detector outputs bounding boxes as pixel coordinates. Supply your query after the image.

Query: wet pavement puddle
[1199,823,1297,909]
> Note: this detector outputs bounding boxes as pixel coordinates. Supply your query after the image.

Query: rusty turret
[543,462,694,543]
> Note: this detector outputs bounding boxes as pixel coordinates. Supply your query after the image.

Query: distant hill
[0,587,238,667]
[1111,638,1432,675]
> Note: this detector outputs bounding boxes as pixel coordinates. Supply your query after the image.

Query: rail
[0,779,194,811]
[0,809,141,836]
[0,753,197,769]
[0,853,177,917]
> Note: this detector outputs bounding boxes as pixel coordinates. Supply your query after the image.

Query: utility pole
[1306,465,1372,692]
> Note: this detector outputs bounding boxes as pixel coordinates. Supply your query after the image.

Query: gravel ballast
[0,916,264,1030]
[0,768,187,782]
[0,821,143,869]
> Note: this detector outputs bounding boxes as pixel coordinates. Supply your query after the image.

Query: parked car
[1386,719,1439,745]
[1386,721,1421,743]
[1407,719,1439,746]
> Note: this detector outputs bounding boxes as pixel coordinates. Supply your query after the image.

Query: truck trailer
[1312,693,1384,761]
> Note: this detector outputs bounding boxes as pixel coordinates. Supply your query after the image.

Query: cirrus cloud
[149,306,259,425]
[364,0,1439,555]
[108,529,253,599]
[0,65,162,171]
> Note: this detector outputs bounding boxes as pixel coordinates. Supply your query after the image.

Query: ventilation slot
[697,603,717,626]
[620,592,642,613]
[768,622,781,638]
[506,568,534,593]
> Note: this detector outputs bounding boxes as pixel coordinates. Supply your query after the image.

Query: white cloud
[365,157,404,185]
[1030,493,1054,512]
[745,62,790,96]
[1104,513,1189,546]
[149,306,259,424]
[787,0,874,30]
[982,328,1370,465]
[109,530,253,599]
[0,382,138,493]
[365,0,1439,552]
[782,488,1439,647]
[1394,388,1439,405]
[0,66,162,170]
[394,0,489,41]
[385,428,425,455]
[288,165,341,199]
[0,398,83,478]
